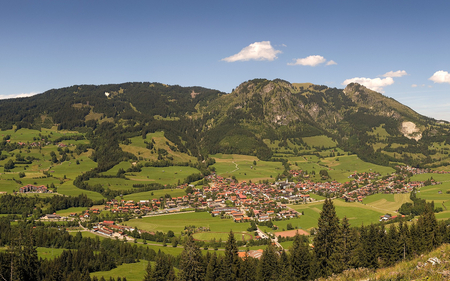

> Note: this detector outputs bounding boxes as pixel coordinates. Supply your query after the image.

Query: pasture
[90,260,149,281]
[125,212,249,235]
[37,247,66,260]
[58,182,105,201]
[120,133,196,163]
[302,135,336,148]
[193,231,253,242]
[211,154,284,181]
[55,206,88,216]
[101,164,202,186]
[120,188,186,201]
[289,199,385,229]
[362,193,411,214]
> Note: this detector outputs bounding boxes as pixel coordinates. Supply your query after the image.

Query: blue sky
[1,0,450,120]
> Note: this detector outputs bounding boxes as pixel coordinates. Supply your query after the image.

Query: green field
[362,193,411,214]
[90,260,149,281]
[120,188,186,201]
[211,154,284,181]
[302,135,336,148]
[193,231,253,242]
[120,133,196,163]
[58,182,105,201]
[259,217,311,233]
[125,212,250,235]
[55,206,88,216]
[37,247,66,259]
[1,128,81,143]
[290,199,385,229]
[100,164,202,186]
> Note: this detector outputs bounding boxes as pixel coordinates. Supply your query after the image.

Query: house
[43,214,61,220]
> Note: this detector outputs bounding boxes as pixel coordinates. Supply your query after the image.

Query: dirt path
[230,161,239,173]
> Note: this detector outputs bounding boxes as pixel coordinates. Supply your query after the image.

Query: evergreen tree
[340,216,357,269]
[9,228,40,281]
[398,220,411,260]
[365,224,380,269]
[144,252,176,281]
[290,234,311,280]
[257,244,279,281]
[386,223,401,266]
[279,250,292,281]
[419,203,439,252]
[240,256,257,281]
[222,231,240,280]
[313,198,340,278]
[178,235,205,281]
[354,224,368,268]
[205,252,220,281]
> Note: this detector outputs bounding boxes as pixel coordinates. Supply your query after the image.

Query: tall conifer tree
[291,234,311,280]
[313,198,340,278]
[223,231,240,280]
[178,235,205,281]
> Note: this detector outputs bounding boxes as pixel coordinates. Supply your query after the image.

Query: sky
[1,1,450,120]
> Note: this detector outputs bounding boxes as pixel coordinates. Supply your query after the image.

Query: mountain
[1,79,449,167]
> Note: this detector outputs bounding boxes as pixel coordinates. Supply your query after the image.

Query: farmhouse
[42,214,61,220]
[19,184,50,193]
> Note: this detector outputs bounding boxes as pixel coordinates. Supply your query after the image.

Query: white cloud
[411,84,418,88]
[429,70,450,84]
[221,41,281,62]
[0,92,37,100]
[342,77,394,93]
[326,60,337,66]
[288,55,326,66]
[382,70,408,77]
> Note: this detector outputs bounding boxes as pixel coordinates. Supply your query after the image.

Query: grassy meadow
[362,193,411,214]
[90,260,149,281]
[211,154,284,181]
[125,212,250,235]
[289,199,385,230]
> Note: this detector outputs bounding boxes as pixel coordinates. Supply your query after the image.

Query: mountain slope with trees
[1,79,449,168]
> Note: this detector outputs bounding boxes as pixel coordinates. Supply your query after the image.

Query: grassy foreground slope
[320,243,450,281]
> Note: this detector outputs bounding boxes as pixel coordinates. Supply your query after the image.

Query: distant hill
[1,79,450,167]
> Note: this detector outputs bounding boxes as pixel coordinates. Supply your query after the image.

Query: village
[35,165,442,243]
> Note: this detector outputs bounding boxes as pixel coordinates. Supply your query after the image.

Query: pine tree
[313,198,340,278]
[386,223,401,266]
[354,224,368,268]
[365,224,380,269]
[9,228,40,281]
[240,256,257,281]
[223,231,240,280]
[340,216,357,269]
[291,234,311,280]
[144,252,176,281]
[178,234,205,281]
[205,252,220,281]
[420,202,439,251]
[377,223,389,267]
[257,244,279,281]
[279,250,292,281]
[398,220,411,260]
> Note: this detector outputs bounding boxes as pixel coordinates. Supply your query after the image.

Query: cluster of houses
[397,165,450,175]
[19,184,52,194]
[342,174,440,202]
[93,220,134,238]
[104,197,191,214]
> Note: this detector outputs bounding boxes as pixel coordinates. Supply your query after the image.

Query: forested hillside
[1,79,450,168]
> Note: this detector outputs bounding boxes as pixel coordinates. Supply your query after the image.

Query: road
[256,225,283,250]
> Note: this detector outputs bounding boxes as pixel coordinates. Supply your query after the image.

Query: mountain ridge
[1,78,449,167]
